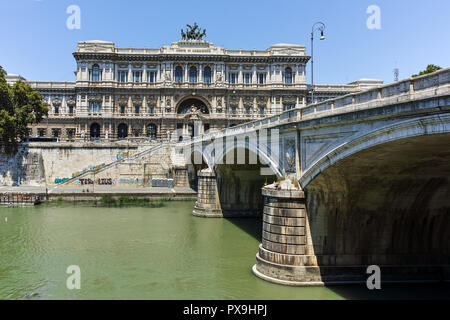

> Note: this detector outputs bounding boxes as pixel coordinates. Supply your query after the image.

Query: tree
[0,65,48,155]
[412,64,442,77]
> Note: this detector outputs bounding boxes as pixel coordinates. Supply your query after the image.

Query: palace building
[12,29,383,141]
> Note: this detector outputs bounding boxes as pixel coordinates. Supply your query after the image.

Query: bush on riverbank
[98,195,165,208]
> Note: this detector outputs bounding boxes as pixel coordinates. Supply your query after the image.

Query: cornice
[73,52,311,64]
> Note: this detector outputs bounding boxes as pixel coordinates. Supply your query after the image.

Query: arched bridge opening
[215,147,277,217]
[304,133,450,278]
[254,115,450,285]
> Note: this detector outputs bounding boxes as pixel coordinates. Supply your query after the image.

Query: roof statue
[181,23,206,40]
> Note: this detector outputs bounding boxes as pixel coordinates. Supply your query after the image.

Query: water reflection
[0,202,448,300]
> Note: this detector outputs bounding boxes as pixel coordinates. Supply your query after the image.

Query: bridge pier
[173,166,189,188]
[192,168,223,218]
[253,184,323,286]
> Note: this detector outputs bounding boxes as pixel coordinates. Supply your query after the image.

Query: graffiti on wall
[72,163,106,178]
[149,178,174,188]
[119,178,145,185]
[55,178,70,184]
[79,178,94,185]
[97,178,113,185]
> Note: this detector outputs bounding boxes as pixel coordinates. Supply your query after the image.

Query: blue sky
[0,0,448,84]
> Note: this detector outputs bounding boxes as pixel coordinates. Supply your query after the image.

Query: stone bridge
[175,68,450,285]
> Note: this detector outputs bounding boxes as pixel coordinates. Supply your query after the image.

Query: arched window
[175,66,183,83]
[189,66,197,83]
[90,123,100,139]
[284,67,293,84]
[92,64,100,82]
[118,123,128,139]
[203,66,211,83]
[146,124,157,140]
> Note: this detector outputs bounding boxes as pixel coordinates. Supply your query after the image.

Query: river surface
[0,201,448,300]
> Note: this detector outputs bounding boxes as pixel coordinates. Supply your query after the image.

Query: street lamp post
[311,22,326,104]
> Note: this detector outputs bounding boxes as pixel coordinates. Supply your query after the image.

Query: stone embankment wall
[0,141,177,187]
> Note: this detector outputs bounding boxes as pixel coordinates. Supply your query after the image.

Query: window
[118,123,128,139]
[120,105,126,114]
[118,71,128,83]
[54,106,60,115]
[189,66,197,83]
[259,106,264,115]
[229,73,237,84]
[177,123,183,141]
[135,105,140,115]
[67,130,74,139]
[133,71,142,83]
[245,106,251,115]
[231,106,237,114]
[92,64,100,82]
[89,102,102,113]
[69,106,74,115]
[203,66,211,83]
[175,66,183,82]
[52,129,61,138]
[284,67,293,84]
[244,73,252,84]
[258,73,266,84]
[147,71,157,83]
[204,123,210,133]
[146,124,157,139]
[283,103,295,111]
[38,129,45,137]
[149,106,155,114]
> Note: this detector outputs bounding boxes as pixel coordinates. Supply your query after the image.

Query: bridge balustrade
[176,68,449,148]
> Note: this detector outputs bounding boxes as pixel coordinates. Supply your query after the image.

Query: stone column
[192,168,222,218]
[253,184,322,286]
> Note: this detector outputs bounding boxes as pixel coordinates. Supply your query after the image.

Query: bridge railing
[301,67,450,120]
[177,68,450,146]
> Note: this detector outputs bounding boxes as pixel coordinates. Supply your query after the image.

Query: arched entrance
[176,97,210,115]
[175,97,210,141]
[118,123,128,139]
[90,123,100,140]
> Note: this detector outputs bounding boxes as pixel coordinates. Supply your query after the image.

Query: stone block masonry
[192,168,223,217]
[253,185,323,286]
[0,141,177,188]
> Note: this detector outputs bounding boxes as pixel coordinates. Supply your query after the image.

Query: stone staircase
[54,141,172,187]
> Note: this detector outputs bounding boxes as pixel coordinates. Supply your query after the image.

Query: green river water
[0,201,448,300]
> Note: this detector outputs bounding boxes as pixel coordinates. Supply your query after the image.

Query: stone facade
[8,37,381,142]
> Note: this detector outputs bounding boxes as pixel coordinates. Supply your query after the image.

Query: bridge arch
[300,113,450,277]
[301,114,450,188]
[204,137,283,178]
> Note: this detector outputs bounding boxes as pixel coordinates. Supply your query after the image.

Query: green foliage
[412,64,443,77]
[98,195,165,208]
[0,65,48,155]
[100,194,116,206]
